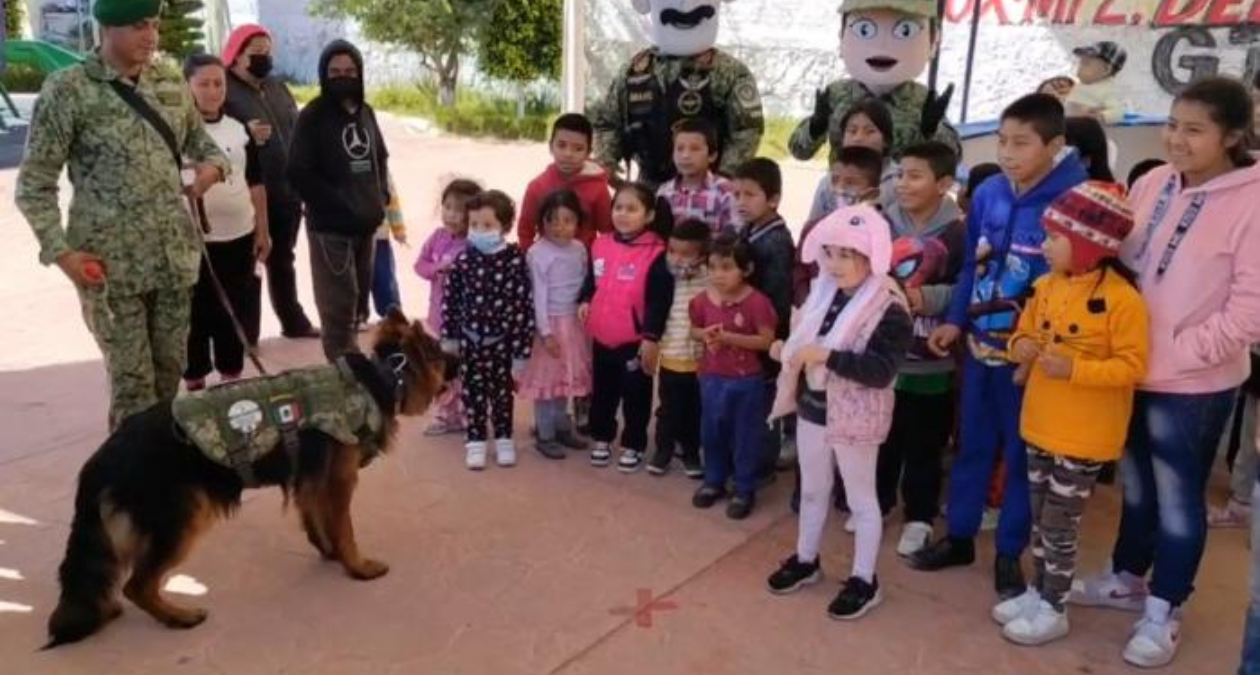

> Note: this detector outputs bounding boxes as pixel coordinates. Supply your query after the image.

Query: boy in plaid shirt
[657,118,736,234]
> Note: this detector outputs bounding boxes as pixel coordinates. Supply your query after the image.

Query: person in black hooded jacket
[288,39,390,361]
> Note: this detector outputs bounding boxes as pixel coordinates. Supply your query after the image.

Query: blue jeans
[945,354,1030,557]
[1112,389,1237,605]
[1239,477,1260,675]
[700,374,768,497]
[371,238,401,318]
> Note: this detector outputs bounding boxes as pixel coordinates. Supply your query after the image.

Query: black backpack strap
[107,79,182,171]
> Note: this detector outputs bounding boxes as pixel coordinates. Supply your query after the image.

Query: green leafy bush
[2,64,46,93]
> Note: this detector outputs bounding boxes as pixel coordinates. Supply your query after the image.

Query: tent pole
[561,0,587,113]
[960,0,983,123]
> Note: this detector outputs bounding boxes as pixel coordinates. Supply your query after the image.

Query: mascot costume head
[593,0,763,187]
[789,0,958,164]
[632,0,726,56]
[838,0,938,95]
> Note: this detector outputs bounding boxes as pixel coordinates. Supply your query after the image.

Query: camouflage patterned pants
[80,286,192,431]
[1027,445,1104,611]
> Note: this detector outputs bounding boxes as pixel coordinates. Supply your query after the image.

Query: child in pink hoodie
[1073,77,1260,670]
[414,178,481,436]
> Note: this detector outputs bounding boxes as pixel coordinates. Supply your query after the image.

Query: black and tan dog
[44,311,455,649]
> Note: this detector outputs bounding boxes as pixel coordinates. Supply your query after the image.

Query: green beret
[93,0,164,27]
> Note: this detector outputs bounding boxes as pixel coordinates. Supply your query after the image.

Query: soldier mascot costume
[790,0,959,163]
[594,0,764,188]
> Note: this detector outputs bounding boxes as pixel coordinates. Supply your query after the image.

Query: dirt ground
[0,113,1250,674]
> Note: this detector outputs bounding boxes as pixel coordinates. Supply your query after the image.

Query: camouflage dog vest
[172,359,386,485]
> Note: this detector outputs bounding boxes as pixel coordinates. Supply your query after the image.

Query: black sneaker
[555,430,589,451]
[646,448,672,476]
[534,440,566,460]
[995,555,1026,600]
[692,484,726,509]
[617,449,644,473]
[726,493,755,520]
[767,555,822,595]
[907,536,976,572]
[682,449,703,479]
[827,576,883,620]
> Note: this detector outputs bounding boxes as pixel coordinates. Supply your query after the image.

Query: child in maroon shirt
[689,234,778,520]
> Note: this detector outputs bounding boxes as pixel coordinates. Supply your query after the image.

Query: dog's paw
[160,607,208,630]
[348,559,389,581]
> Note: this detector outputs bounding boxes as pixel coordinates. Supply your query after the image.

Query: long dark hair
[1065,117,1116,183]
[538,188,585,232]
[613,182,673,238]
[839,98,894,158]
[1174,76,1257,168]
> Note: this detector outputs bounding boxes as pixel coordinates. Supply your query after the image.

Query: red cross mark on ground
[608,588,678,628]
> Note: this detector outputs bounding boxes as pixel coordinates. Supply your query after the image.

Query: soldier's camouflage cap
[839,0,938,18]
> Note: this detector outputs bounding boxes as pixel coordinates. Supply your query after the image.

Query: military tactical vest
[623,49,726,185]
[172,359,386,485]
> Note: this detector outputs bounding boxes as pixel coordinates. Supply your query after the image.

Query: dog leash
[185,194,271,377]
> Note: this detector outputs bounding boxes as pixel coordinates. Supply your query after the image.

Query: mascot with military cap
[790,0,959,163]
[593,0,764,188]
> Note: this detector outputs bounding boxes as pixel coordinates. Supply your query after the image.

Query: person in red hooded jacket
[518,114,613,251]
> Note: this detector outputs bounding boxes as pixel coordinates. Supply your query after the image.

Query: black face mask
[324,76,360,103]
[246,54,273,79]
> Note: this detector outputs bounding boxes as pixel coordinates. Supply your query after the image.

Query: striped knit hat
[1042,181,1134,275]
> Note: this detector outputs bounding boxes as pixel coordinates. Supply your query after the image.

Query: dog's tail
[43,459,121,650]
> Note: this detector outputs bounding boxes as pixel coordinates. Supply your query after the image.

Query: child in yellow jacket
[996,182,1149,646]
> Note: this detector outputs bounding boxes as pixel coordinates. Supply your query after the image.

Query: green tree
[313,0,493,108]
[4,0,25,39]
[477,0,561,118]
[160,0,207,59]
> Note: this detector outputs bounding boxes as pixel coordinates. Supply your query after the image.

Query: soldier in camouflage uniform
[593,0,763,188]
[789,0,959,164]
[15,0,230,431]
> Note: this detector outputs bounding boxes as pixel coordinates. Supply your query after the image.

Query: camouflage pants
[80,285,192,431]
[1027,445,1104,611]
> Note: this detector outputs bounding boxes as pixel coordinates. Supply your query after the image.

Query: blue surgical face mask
[468,230,505,254]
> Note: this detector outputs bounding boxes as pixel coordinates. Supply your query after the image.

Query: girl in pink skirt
[518,189,594,459]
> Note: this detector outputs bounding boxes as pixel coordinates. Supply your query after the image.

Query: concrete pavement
[0,115,1249,674]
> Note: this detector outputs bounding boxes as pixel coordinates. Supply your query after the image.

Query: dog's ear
[384,307,409,329]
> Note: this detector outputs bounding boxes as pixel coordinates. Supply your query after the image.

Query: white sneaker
[1123,597,1181,668]
[897,522,933,557]
[495,439,517,467]
[1002,599,1069,646]
[992,587,1040,625]
[1069,569,1148,612]
[465,441,487,471]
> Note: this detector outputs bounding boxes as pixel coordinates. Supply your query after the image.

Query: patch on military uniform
[677,75,710,116]
[735,82,760,109]
[227,400,264,434]
[155,84,184,108]
[270,395,304,429]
